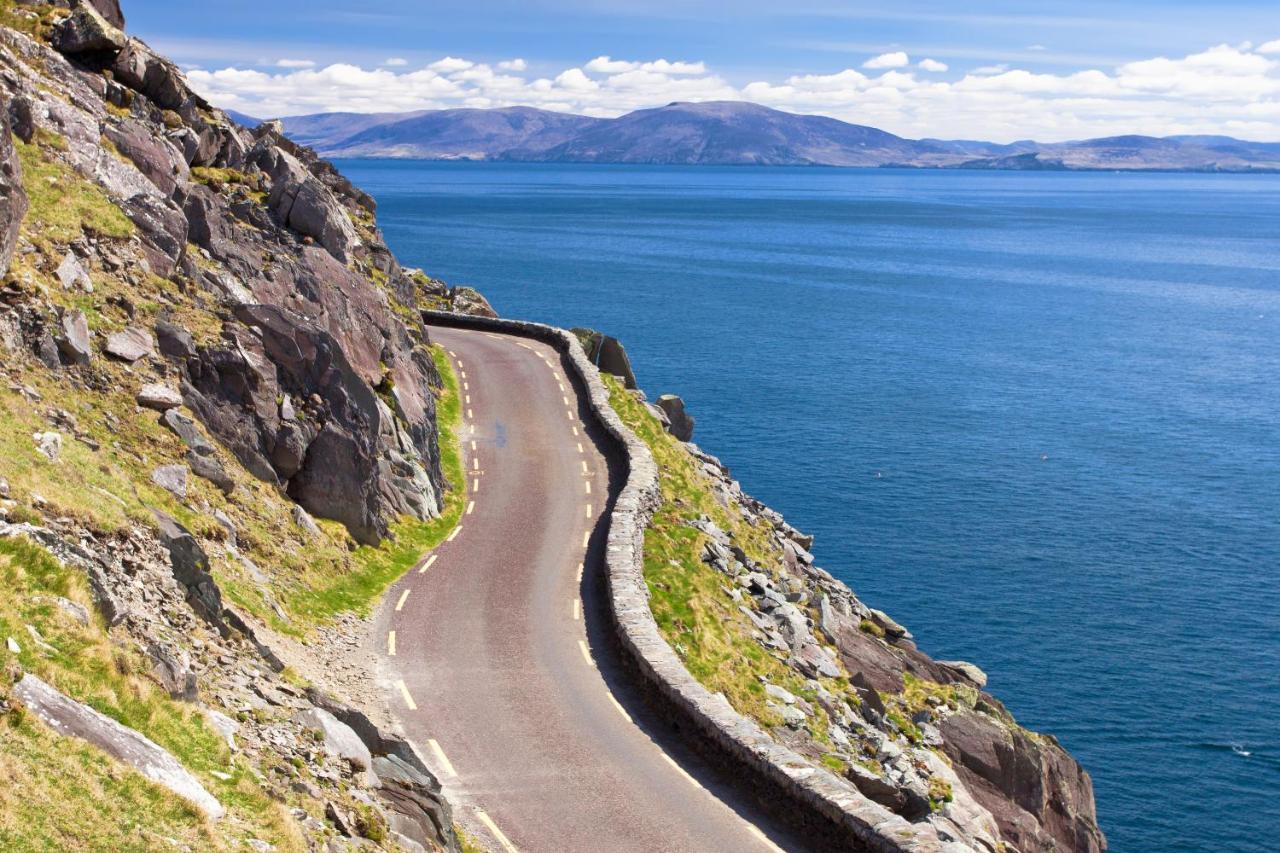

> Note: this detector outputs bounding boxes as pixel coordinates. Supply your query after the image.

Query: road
[375,326,805,853]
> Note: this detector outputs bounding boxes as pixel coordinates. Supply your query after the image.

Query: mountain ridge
[269,100,1280,172]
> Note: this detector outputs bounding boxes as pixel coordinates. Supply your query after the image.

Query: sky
[120,0,1280,142]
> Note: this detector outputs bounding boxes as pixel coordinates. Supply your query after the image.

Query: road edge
[422,311,937,853]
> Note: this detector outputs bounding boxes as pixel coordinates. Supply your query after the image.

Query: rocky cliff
[0,1,490,849]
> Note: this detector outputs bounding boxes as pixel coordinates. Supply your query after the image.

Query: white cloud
[383,57,408,67]
[275,59,315,69]
[187,42,1280,143]
[1027,44,1048,51]
[863,51,909,69]
[429,57,474,73]
[585,56,707,75]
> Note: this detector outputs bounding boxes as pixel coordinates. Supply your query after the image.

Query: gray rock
[868,608,912,641]
[937,660,988,688]
[52,595,90,626]
[656,394,695,441]
[186,450,234,495]
[136,383,183,412]
[155,319,195,360]
[52,2,128,55]
[147,643,198,701]
[151,464,188,499]
[572,328,637,389]
[57,310,92,366]
[162,409,214,456]
[292,505,321,538]
[88,0,126,30]
[56,252,92,292]
[12,674,224,819]
[152,509,222,624]
[213,509,237,546]
[33,431,62,462]
[371,754,455,851]
[206,706,236,747]
[105,326,154,362]
[294,707,373,772]
[764,682,798,705]
[0,110,27,278]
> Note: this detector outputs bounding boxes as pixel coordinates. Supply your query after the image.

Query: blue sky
[120,1,1280,141]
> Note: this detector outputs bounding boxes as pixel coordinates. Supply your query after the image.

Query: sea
[336,160,1280,851]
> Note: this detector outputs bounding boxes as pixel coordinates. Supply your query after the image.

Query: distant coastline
[238,101,1280,173]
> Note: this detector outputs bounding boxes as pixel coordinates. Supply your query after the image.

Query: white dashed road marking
[581,531,590,548]
[572,599,580,620]
[585,481,592,495]
[418,554,437,574]
[448,526,462,542]
[578,640,591,664]
[387,631,396,656]
[467,501,476,515]
[608,694,632,723]
[586,504,593,518]
[395,589,411,611]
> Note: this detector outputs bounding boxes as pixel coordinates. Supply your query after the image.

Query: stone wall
[422,310,938,852]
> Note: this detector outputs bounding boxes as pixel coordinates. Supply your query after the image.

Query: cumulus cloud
[187,42,1280,142]
[383,57,408,67]
[275,59,315,68]
[863,51,910,69]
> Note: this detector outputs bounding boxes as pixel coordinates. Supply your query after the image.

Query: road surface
[375,326,805,852]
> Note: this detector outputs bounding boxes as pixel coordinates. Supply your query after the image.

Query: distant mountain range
[240,101,1280,172]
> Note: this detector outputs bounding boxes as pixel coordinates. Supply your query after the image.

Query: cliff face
[0,0,490,545]
[605,365,1106,851]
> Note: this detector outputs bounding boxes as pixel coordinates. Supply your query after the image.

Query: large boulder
[939,707,1105,852]
[373,754,456,851]
[12,674,223,819]
[0,109,27,277]
[56,309,92,366]
[151,509,222,624]
[293,708,372,772]
[88,0,126,30]
[255,146,359,262]
[51,2,127,56]
[572,328,637,389]
[104,326,154,361]
[656,394,694,441]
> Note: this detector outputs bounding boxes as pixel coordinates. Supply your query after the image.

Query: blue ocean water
[337,160,1280,851]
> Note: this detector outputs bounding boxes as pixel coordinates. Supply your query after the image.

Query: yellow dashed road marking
[578,640,591,664]
[581,530,590,548]
[577,442,584,454]
[586,504,593,518]
[418,554,437,574]
[470,440,477,451]
[562,395,570,405]
[608,694,632,723]
[467,408,474,420]
[472,477,479,491]
[428,739,457,778]
[581,460,589,474]
[662,753,699,787]
[585,481,592,495]
[572,599,580,620]
[571,426,579,436]
[447,350,457,357]
[476,810,519,853]
[396,680,417,710]
[395,589,411,611]
[467,501,476,516]
[472,458,480,471]
[465,394,471,405]
[387,631,396,656]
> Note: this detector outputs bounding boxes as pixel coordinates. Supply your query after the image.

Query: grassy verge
[282,344,466,624]
[0,538,303,851]
[601,374,846,738]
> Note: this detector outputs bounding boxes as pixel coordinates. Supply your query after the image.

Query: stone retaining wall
[422,311,938,852]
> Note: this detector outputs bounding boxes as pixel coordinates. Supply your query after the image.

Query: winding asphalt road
[375,326,805,853]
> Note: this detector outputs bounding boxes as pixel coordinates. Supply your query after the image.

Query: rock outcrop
[12,673,225,819]
[0,2,452,544]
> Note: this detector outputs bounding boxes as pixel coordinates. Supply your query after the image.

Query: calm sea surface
[337,160,1280,851]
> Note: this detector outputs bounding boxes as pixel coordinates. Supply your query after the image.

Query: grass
[0,538,304,851]
[15,137,135,251]
[281,344,466,624]
[602,373,849,738]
